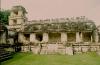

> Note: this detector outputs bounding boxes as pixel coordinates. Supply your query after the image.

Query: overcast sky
[1,0,100,25]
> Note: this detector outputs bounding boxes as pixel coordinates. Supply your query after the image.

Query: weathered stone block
[21,46,30,52]
[82,46,89,52]
[65,47,73,55]
[97,48,100,55]
[90,46,97,51]
[47,44,58,54]
[57,49,66,54]
[40,47,47,54]
[31,46,41,54]
[73,46,79,52]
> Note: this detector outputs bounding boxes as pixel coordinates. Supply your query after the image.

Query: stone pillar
[80,32,83,42]
[30,33,37,43]
[61,32,67,42]
[2,32,6,44]
[95,32,99,43]
[18,33,25,43]
[0,32,6,44]
[43,33,49,42]
[9,19,14,25]
[76,32,80,43]
[91,35,93,42]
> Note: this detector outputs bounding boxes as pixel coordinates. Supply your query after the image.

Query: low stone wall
[73,44,100,54]
[31,46,41,54]
[21,46,30,52]
[21,43,100,55]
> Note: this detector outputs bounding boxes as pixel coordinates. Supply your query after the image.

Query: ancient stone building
[7,6,100,55]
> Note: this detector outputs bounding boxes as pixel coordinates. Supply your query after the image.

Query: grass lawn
[1,52,100,65]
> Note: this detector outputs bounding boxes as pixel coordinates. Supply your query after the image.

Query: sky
[1,0,100,25]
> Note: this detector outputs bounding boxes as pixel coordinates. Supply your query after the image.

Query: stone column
[91,35,93,42]
[30,33,37,43]
[43,33,49,42]
[76,32,80,43]
[80,32,83,42]
[18,33,25,43]
[2,32,6,44]
[9,19,14,25]
[0,32,6,44]
[61,32,67,42]
[95,32,99,43]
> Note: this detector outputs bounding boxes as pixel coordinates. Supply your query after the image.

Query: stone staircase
[0,47,13,62]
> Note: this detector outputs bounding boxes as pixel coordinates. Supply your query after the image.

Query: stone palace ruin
[5,6,100,55]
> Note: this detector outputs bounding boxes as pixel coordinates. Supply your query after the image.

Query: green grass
[1,52,100,65]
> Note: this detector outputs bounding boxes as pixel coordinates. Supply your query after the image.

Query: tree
[0,10,10,25]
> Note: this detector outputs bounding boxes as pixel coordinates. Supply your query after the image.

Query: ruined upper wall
[22,17,96,33]
[26,16,93,24]
[11,5,27,14]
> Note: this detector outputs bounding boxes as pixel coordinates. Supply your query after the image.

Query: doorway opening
[36,33,43,41]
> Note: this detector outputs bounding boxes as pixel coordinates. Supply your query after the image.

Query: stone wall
[73,44,100,54]
[21,43,100,55]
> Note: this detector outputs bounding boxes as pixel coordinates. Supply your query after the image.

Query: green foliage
[0,10,10,24]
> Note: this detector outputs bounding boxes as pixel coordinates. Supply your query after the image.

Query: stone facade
[7,6,100,55]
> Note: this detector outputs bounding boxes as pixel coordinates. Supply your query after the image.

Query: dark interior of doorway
[36,33,43,41]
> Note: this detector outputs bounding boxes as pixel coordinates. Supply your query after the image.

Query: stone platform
[21,43,100,55]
